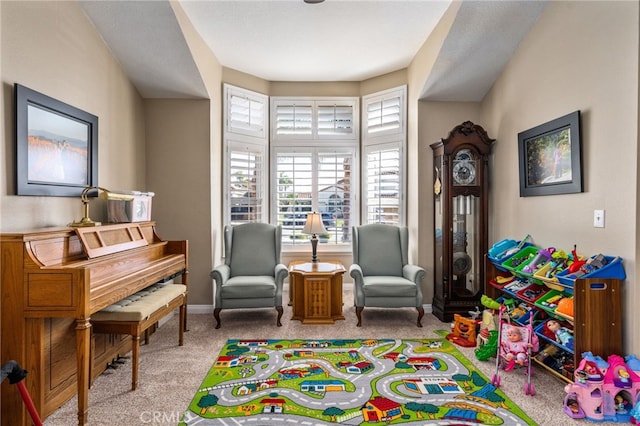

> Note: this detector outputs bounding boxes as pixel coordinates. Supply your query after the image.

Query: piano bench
[91,283,187,391]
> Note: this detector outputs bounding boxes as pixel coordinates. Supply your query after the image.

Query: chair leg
[214,308,222,329]
[356,307,363,327]
[416,306,424,328]
[131,334,140,391]
[276,306,283,327]
[179,303,185,346]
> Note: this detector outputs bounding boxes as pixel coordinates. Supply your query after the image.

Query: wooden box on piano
[0,222,188,426]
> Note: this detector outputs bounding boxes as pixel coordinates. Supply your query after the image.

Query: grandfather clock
[431,121,494,322]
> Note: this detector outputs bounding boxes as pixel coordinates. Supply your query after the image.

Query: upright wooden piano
[0,222,188,426]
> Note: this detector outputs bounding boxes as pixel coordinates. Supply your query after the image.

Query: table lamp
[69,186,134,227]
[302,212,327,262]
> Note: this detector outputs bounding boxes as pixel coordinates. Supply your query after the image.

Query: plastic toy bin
[488,238,516,260]
[534,321,574,354]
[500,246,540,273]
[556,256,625,286]
[517,283,550,303]
[488,239,532,270]
[534,289,572,313]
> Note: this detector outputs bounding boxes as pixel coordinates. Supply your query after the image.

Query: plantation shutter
[273,103,313,137]
[275,149,355,245]
[362,86,406,225]
[275,151,313,243]
[227,145,265,225]
[226,88,267,138]
[366,95,401,136]
[317,103,356,138]
[317,152,353,244]
[224,84,268,224]
[364,144,401,226]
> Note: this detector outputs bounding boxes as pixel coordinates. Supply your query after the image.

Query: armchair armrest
[349,264,365,306]
[210,264,231,307]
[274,263,288,306]
[403,264,425,284]
[403,264,425,307]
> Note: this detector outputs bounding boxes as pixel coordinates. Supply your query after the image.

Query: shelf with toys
[485,238,625,384]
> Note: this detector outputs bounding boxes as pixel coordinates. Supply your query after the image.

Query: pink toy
[565,353,640,422]
[491,306,538,395]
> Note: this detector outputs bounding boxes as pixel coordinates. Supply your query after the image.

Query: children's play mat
[179,338,535,425]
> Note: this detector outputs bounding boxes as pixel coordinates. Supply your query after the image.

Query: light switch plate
[594,209,605,228]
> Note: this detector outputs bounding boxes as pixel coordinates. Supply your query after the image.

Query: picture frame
[15,83,98,196]
[518,110,582,197]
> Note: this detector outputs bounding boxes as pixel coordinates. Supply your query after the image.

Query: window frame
[270,96,359,250]
[222,86,407,242]
[271,145,359,248]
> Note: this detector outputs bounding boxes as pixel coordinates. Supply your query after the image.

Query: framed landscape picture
[15,83,98,196]
[518,111,582,197]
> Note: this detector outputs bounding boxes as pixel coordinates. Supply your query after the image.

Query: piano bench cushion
[92,283,187,322]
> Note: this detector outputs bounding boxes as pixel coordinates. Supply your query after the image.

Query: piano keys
[0,222,188,426]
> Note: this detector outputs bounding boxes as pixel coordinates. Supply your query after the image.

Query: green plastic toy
[475,330,498,361]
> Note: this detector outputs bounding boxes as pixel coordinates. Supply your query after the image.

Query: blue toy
[626,354,640,372]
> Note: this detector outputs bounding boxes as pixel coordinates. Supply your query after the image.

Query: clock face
[452,150,477,185]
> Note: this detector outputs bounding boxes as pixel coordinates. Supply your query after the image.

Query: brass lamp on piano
[70,186,134,227]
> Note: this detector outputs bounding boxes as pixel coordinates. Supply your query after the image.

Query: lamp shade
[302,212,327,235]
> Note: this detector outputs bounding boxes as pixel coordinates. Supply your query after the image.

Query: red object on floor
[1,360,43,426]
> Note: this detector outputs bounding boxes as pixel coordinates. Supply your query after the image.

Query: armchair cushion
[227,223,279,277]
[361,276,418,298]
[220,276,277,299]
[354,224,404,276]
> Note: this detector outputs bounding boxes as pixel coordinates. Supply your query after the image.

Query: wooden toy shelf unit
[484,241,625,384]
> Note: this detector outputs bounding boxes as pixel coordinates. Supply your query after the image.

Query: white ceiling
[179,0,451,83]
[80,0,547,101]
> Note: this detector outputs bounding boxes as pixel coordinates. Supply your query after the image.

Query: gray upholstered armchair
[210,223,288,329]
[350,224,426,327]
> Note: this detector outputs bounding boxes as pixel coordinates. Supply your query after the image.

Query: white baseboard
[185,301,433,315]
[188,304,214,314]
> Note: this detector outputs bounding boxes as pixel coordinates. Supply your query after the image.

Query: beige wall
[145,100,213,306]
[360,70,407,97]
[479,1,638,354]
[270,81,360,97]
[158,0,223,308]
[222,68,270,96]
[1,1,146,231]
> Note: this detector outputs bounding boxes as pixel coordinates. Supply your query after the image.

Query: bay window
[223,84,407,244]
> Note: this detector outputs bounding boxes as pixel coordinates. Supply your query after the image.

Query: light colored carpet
[43,288,615,425]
